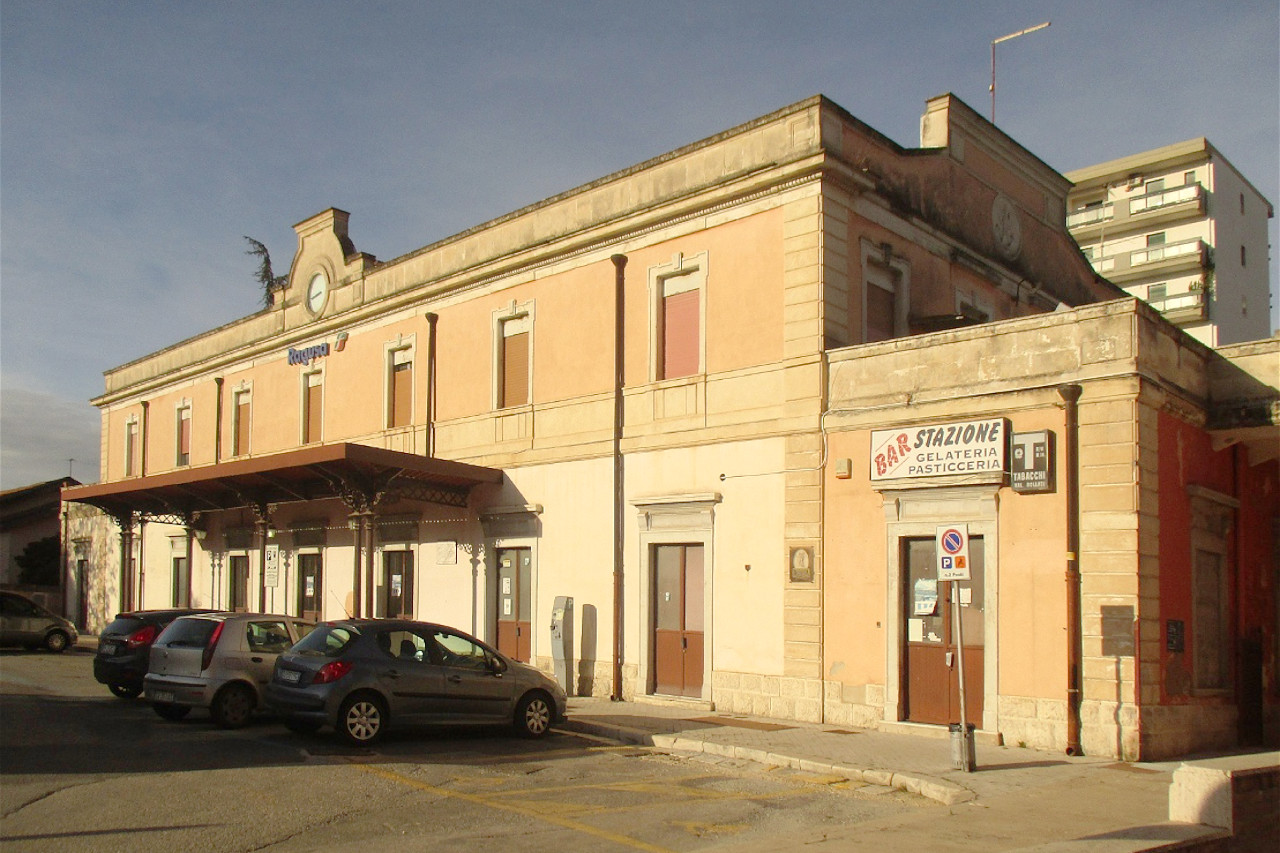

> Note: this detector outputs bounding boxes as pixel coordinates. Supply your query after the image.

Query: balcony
[1096,238,1209,283]
[1146,289,1207,325]
[1127,183,1205,226]
[1067,203,1114,230]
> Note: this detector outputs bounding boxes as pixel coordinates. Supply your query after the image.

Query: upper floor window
[387,345,414,427]
[648,252,706,382]
[302,371,323,445]
[860,240,908,343]
[492,302,533,409]
[175,403,191,467]
[232,387,251,457]
[124,417,139,477]
[1146,232,1166,248]
[1184,171,1196,186]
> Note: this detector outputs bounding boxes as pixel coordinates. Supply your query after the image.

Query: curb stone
[561,718,975,807]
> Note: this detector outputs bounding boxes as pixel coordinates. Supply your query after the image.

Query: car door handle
[251,656,263,663]
[447,674,462,684]
[387,670,401,679]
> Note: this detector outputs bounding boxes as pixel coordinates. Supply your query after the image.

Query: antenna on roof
[990,22,1050,123]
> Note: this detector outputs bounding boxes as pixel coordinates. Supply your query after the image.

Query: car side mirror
[489,656,508,676]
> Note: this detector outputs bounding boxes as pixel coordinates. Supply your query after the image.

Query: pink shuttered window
[661,289,699,380]
[501,329,529,408]
[233,393,251,456]
[390,359,412,427]
[303,374,322,444]
[176,408,191,467]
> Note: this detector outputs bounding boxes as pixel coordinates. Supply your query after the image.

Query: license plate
[99,642,118,656]
[279,670,301,684]
[151,690,175,703]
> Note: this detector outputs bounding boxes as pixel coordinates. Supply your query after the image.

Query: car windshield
[156,618,219,648]
[103,617,147,635]
[291,625,358,657]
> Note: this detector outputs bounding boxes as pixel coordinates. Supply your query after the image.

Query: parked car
[265,619,567,746]
[0,590,78,653]
[144,612,314,728]
[94,608,216,698]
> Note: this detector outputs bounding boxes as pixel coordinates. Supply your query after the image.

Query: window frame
[859,240,910,343]
[491,300,535,411]
[232,384,252,457]
[175,401,192,467]
[647,252,707,383]
[301,369,324,445]
[124,416,140,477]
[385,338,416,428]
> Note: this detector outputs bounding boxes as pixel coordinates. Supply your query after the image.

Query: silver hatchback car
[265,619,568,745]
[145,612,313,728]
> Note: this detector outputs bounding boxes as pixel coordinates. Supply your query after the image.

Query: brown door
[229,556,250,612]
[297,553,322,622]
[496,548,532,662]
[903,537,984,726]
[382,550,414,618]
[653,544,704,697]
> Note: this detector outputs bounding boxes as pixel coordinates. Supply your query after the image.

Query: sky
[2,1,1277,490]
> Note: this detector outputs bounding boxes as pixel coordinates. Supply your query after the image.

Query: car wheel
[153,702,191,721]
[337,693,386,746]
[283,717,323,735]
[513,691,553,738]
[211,683,256,729]
[44,631,69,653]
[109,683,143,699]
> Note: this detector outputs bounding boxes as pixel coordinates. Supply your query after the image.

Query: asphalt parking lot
[0,646,931,852]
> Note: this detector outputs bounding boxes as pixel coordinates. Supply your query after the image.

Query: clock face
[306,272,328,315]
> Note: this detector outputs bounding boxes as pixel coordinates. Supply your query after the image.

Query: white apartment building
[1066,138,1274,347]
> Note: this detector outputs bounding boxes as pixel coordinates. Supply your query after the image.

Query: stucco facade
[65,94,1278,760]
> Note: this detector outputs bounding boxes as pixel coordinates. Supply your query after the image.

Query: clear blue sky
[3,1,1277,489]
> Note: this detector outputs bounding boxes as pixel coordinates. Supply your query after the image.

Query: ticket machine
[550,595,574,695]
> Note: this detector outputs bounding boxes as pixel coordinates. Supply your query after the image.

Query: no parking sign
[936,524,970,581]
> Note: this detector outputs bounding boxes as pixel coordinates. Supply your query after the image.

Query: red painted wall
[1157,410,1279,707]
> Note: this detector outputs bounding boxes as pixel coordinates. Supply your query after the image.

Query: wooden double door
[903,536,985,726]
[653,543,704,698]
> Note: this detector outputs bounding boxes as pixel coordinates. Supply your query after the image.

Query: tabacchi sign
[870,418,1008,481]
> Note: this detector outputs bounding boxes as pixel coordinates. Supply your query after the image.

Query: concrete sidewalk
[559,696,1232,852]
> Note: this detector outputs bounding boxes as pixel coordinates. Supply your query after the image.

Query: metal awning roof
[62,443,504,523]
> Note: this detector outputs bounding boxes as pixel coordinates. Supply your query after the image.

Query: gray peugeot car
[145,612,314,728]
[265,619,567,745]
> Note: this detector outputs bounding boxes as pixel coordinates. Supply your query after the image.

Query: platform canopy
[62,443,503,524]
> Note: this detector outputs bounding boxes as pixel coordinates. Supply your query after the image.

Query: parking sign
[937,524,970,581]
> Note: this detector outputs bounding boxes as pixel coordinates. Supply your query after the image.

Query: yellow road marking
[354,762,677,853]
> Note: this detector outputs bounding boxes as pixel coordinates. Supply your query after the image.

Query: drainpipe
[611,254,627,701]
[214,377,224,464]
[425,313,438,458]
[140,401,150,477]
[1059,384,1084,755]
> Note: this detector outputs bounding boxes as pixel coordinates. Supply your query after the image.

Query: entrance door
[653,543,704,698]
[496,548,531,662]
[297,553,322,622]
[382,550,414,618]
[903,536,984,726]
[229,556,250,612]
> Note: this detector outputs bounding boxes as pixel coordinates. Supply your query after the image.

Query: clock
[305,272,329,315]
